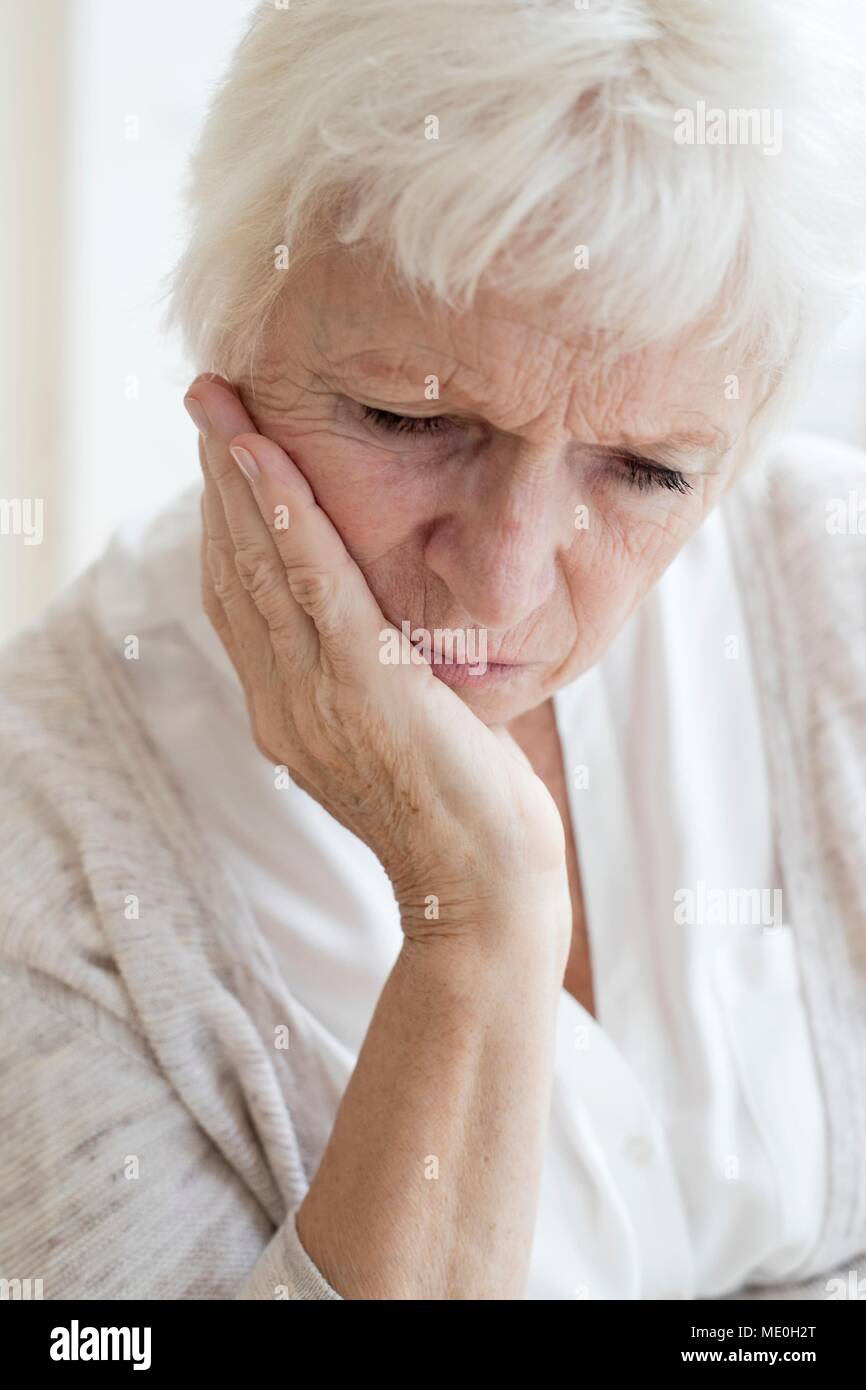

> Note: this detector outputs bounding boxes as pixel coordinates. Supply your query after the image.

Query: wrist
[397,902,570,1012]
[396,870,572,959]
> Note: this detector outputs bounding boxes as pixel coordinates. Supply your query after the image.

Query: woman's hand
[186,374,569,937]
[186,373,571,1299]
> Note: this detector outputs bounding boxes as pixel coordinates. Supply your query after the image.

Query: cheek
[277,433,425,557]
[587,471,708,581]
[560,537,635,659]
[560,490,703,660]
[277,434,441,622]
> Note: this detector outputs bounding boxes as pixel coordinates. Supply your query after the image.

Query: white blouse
[93,481,828,1299]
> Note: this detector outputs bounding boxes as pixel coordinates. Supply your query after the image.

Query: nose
[423,447,576,631]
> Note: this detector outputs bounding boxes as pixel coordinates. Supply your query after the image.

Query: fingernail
[184,395,210,435]
[230,444,260,484]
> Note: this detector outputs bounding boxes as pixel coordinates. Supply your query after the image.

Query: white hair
[163,0,866,400]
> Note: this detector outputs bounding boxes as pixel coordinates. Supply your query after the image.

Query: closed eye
[619,456,693,495]
[361,404,693,494]
[361,404,454,435]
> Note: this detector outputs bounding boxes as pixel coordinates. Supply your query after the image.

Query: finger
[198,438,274,687]
[186,376,319,672]
[199,455,298,768]
[224,427,386,666]
[199,481,243,672]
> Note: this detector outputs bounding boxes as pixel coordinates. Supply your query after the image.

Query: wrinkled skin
[187,244,762,937]
[231,245,759,728]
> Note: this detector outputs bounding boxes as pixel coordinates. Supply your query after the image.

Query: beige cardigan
[0,432,864,1300]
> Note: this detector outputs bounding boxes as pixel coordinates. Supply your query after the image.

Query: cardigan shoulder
[761,429,866,636]
[748,431,866,821]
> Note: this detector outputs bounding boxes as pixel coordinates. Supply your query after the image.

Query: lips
[411,641,523,666]
[426,661,524,688]
[425,656,520,667]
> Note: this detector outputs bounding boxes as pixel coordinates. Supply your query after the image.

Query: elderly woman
[2,0,866,1303]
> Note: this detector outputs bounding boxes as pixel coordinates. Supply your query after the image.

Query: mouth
[426,660,526,689]
[390,618,537,690]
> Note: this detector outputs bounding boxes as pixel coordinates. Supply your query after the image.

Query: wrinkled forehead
[272,246,753,447]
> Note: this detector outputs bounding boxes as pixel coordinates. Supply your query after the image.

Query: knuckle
[287,566,334,618]
[206,542,237,604]
[234,547,281,608]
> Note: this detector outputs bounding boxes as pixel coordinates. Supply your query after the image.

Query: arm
[295,896,567,1300]
[190,374,572,1302]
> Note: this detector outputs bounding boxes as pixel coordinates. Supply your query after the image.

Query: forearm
[296,895,569,1300]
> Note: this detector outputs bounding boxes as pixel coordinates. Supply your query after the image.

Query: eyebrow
[323,368,732,472]
[573,436,731,474]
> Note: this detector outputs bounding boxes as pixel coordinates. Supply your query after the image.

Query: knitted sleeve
[235,1208,343,1300]
[0,593,345,1302]
[0,965,342,1300]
